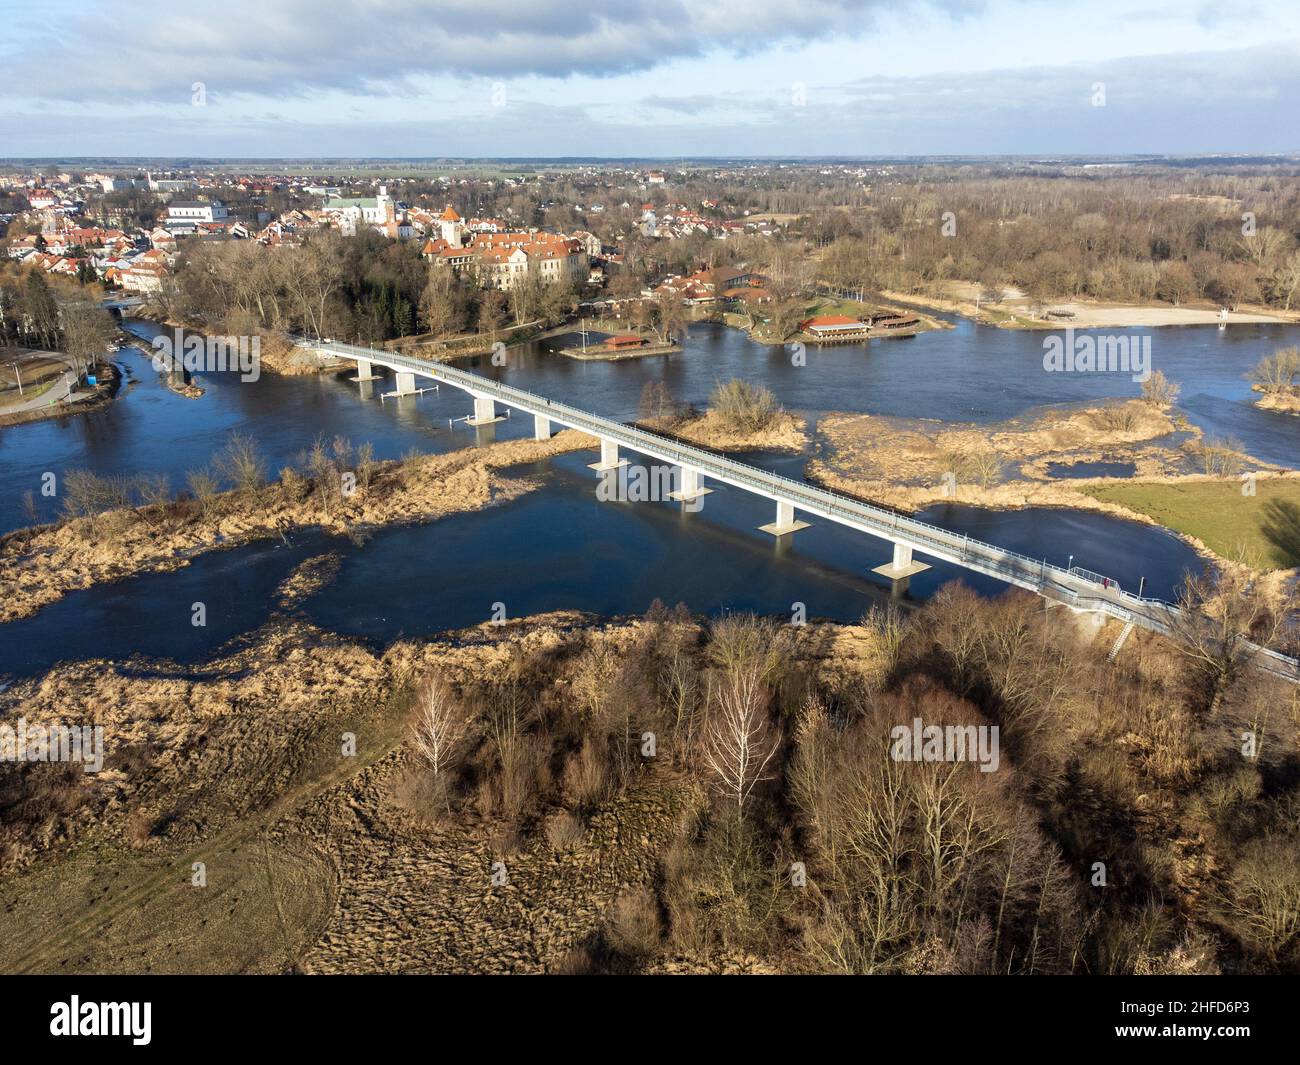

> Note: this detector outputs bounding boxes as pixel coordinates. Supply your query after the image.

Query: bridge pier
[534,414,552,440]
[759,499,810,537]
[351,357,379,383]
[467,394,505,426]
[872,541,931,581]
[394,371,417,396]
[588,438,628,473]
[668,466,712,503]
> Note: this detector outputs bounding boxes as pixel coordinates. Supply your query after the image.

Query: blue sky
[2,0,1298,157]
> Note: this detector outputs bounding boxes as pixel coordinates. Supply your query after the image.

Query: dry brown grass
[3,588,1298,975]
[605,886,663,960]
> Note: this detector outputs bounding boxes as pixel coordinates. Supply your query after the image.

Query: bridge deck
[311,339,1298,683]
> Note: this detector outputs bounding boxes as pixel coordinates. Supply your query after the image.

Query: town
[0,161,955,373]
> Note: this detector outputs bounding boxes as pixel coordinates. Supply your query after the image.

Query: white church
[320,186,411,237]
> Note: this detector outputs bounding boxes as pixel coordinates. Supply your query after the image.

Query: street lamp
[1067,553,1074,573]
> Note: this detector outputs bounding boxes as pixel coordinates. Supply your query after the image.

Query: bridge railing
[1068,565,1110,587]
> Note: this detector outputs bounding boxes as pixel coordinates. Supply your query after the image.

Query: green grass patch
[0,375,59,409]
[1081,479,1300,570]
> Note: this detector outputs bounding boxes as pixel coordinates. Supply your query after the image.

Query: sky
[1,0,1298,158]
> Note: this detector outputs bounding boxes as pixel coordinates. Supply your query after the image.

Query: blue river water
[0,312,1290,677]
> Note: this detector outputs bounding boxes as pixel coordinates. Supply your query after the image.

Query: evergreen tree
[24,271,60,348]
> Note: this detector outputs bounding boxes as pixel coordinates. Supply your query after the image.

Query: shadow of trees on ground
[1261,499,1300,569]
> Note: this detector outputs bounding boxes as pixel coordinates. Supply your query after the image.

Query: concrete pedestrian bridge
[305,338,1299,684]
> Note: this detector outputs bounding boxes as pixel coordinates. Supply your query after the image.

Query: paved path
[0,354,80,414]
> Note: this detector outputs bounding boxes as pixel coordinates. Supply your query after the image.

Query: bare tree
[411,675,470,780]
[186,467,220,523]
[1141,369,1181,408]
[58,298,116,375]
[1251,347,1299,394]
[419,268,462,337]
[1272,251,1300,312]
[652,288,687,344]
[282,237,343,340]
[703,658,780,813]
[1169,570,1296,714]
[965,449,1003,488]
[476,288,507,343]
[637,379,686,425]
[214,432,266,496]
[709,378,780,433]
[1215,838,1300,963]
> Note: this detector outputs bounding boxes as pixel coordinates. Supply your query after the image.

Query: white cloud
[3,3,1298,155]
[5,0,979,101]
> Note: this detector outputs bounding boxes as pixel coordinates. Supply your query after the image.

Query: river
[1,312,1292,676]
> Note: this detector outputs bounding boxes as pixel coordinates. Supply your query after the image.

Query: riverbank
[0,359,122,428]
[1253,388,1300,416]
[1081,479,1300,572]
[0,429,596,624]
[260,332,349,375]
[882,282,1297,330]
[0,603,886,971]
[125,316,352,376]
[3,580,1294,974]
